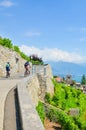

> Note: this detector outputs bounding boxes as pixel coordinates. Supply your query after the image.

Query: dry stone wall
[0,45,26,76]
[27,64,54,106]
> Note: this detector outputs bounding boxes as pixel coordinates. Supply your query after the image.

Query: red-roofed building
[55,77,62,83]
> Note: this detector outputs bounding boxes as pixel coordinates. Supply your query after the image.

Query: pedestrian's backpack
[6,63,10,71]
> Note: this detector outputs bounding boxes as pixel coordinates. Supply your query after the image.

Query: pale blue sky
[0,0,86,63]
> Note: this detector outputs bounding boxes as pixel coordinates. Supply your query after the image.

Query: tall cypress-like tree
[81,74,86,84]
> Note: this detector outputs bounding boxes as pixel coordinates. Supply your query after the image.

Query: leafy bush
[0,37,13,49]
[14,45,20,53]
[20,52,30,61]
[46,107,79,130]
[36,101,45,124]
[45,92,51,103]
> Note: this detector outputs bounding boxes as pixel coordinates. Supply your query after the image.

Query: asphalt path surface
[0,74,24,130]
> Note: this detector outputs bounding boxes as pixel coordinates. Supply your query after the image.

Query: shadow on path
[3,87,22,130]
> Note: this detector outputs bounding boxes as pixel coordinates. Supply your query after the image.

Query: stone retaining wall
[17,77,45,130]
[27,65,54,106]
[0,45,26,76]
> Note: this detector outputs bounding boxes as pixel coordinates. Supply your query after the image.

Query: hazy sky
[0,0,86,64]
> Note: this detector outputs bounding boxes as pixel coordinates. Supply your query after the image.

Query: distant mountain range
[46,61,86,82]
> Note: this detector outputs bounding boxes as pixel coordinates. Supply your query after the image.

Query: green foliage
[52,81,85,110]
[46,107,79,130]
[14,45,20,53]
[0,37,13,49]
[81,74,86,85]
[44,80,86,129]
[36,101,45,124]
[45,93,51,103]
[20,52,30,61]
[31,60,44,65]
[53,75,58,78]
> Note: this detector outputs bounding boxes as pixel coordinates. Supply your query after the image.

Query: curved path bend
[0,75,24,130]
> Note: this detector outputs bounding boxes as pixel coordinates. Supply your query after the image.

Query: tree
[81,74,86,85]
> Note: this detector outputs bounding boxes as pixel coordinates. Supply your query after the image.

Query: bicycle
[6,71,10,78]
[24,70,30,77]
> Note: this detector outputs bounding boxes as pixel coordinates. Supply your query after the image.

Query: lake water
[53,73,82,83]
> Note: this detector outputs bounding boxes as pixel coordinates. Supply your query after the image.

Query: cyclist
[24,61,31,76]
[6,62,10,78]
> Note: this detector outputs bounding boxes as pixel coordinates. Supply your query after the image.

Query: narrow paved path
[4,87,22,130]
[0,78,22,130]
[4,88,17,130]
